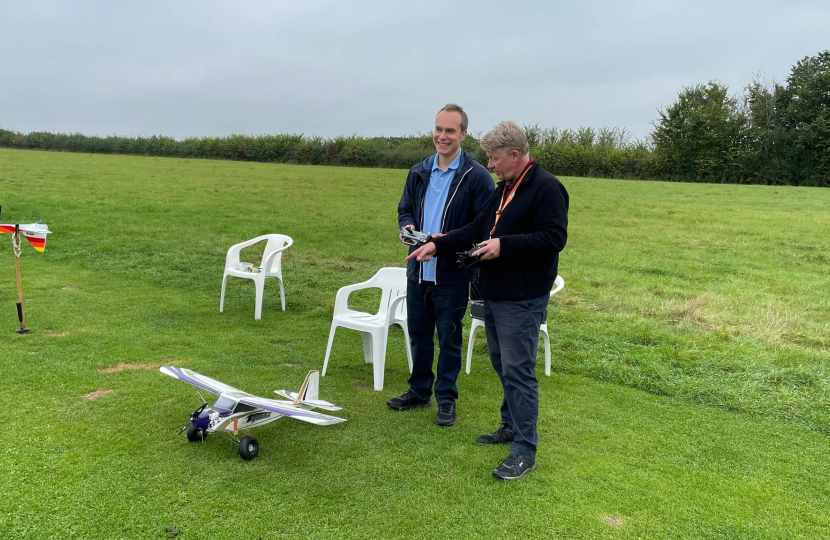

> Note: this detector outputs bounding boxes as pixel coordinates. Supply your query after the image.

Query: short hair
[437,103,468,132]
[480,121,529,157]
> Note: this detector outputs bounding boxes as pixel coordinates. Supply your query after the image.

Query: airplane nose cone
[195,411,210,430]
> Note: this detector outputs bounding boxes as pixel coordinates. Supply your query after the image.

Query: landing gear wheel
[239,435,259,460]
[187,424,207,442]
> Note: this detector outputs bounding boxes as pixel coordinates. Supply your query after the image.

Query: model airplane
[160,366,346,460]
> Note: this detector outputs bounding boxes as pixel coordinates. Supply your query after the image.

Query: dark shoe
[493,454,536,480]
[476,423,514,445]
[435,401,456,426]
[386,389,431,411]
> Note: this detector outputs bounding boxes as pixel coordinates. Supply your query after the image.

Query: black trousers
[406,280,469,403]
[483,294,549,459]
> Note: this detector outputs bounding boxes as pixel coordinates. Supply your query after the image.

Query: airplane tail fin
[296,370,319,403]
[274,370,342,411]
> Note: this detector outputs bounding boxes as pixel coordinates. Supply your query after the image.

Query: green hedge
[1,117,825,186]
[0,126,660,180]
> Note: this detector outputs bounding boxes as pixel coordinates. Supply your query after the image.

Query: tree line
[652,50,830,187]
[1,50,827,186]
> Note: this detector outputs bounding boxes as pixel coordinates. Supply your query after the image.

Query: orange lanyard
[490,162,533,237]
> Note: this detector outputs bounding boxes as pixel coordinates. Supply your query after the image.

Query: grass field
[1,148,829,539]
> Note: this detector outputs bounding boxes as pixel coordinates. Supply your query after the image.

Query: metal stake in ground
[13,225,28,334]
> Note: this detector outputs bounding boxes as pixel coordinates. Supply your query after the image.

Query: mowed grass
[1,148,829,539]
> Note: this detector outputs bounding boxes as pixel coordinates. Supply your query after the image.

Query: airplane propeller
[179,403,207,434]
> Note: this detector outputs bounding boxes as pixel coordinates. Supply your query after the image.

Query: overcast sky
[1,0,828,142]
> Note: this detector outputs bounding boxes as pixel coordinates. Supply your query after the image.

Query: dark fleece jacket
[432,161,568,301]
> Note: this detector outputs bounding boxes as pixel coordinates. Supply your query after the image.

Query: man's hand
[406,242,437,262]
[472,238,501,261]
[399,224,414,243]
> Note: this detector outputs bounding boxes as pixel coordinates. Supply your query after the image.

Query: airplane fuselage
[197,406,284,433]
[193,392,288,434]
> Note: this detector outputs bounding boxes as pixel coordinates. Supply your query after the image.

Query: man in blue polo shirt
[389,103,493,426]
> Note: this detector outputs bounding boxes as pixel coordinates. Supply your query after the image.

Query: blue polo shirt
[422,150,462,281]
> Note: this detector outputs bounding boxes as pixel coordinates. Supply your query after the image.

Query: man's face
[433,110,466,158]
[486,149,520,181]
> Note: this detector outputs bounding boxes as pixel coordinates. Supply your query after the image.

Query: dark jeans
[484,294,549,459]
[406,280,469,404]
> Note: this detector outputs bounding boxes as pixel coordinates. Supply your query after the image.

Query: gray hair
[438,103,468,132]
[480,121,529,156]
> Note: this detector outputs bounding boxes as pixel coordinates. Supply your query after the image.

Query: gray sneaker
[387,389,431,411]
[493,454,536,480]
[435,401,456,426]
[476,423,514,444]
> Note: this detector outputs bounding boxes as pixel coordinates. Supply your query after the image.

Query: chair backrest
[371,267,408,320]
[550,275,565,298]
[262,234,293,273]
[543,275,565,320]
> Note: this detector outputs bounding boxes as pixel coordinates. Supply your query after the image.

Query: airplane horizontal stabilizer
[273,390,342,411]
[274,370,342,411]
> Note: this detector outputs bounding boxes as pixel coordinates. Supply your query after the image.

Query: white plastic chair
[321,267,413,391]
[220,234,293,319]
[466,275,565,377]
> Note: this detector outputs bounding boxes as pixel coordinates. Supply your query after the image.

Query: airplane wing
[1,223,51,252]
[238,396,346,426]
[159,366,248,396]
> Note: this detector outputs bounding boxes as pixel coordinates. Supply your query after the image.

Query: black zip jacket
[431,161,568,300]
[398,150,494,285]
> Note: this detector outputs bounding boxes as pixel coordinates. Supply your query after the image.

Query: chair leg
[220,274,229,313]
[540,324,551,377]
[254,278,265,320]
[362,333,374,364]
[279,278,286,312]
[371,331,387,391]
[400,323,413,374]
[322,323,338,376]
[466,319,483,375]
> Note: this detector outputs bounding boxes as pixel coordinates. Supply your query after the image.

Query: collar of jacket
[416,150,474,182]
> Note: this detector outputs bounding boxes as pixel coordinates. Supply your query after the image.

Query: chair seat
[332,312,389,330]
[224,268,268,278]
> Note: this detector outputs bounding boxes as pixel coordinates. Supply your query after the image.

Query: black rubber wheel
[186,424,207,442]
[238,435,259,460]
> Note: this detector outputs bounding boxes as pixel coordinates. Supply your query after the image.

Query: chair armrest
[549,275,565,298]
[333,280,376,315]
[225,236,270,268]
[386,294,407,326]
[261,241,293,270]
